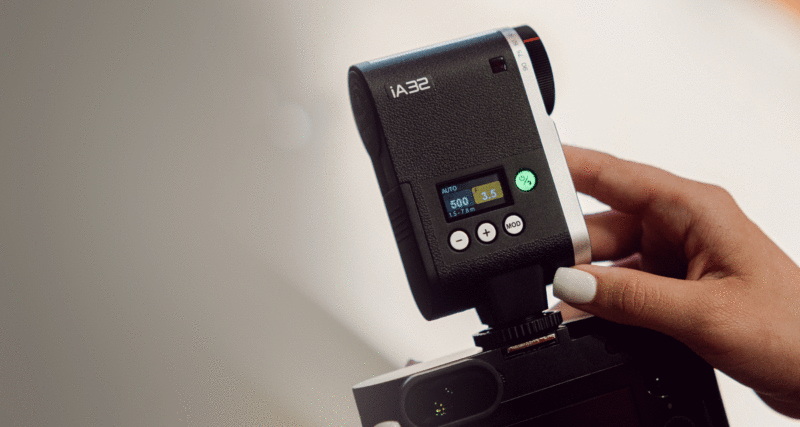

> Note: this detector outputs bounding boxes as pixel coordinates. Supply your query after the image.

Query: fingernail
[553,267,597,304]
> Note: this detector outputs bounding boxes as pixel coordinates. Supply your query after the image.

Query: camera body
[348,26,729,426]
[354,317,728,427]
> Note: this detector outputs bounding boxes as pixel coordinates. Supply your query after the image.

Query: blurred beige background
[2,0,800,425]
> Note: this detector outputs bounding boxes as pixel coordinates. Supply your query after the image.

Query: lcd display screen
[438,171,512,221]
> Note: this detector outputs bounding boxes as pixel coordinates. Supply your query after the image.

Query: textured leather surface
[360,32,542,184]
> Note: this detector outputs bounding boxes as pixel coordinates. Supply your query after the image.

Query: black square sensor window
[489,56,507,73]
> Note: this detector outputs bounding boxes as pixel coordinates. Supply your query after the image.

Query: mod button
[449,230,470,251]
[504,214,524,235]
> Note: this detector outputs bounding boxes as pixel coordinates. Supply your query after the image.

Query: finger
[548,301,592,322]
[585,210,642,261]
[552,265,700,339]
[563,146,690,215]
[611,253,643,270]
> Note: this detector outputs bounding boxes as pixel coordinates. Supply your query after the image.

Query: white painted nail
[553,267,597,304]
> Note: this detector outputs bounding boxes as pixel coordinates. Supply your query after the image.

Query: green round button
[515,169,537,192]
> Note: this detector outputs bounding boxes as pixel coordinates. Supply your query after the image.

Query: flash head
[349,26,589,327]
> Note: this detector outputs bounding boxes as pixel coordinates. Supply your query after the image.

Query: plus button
[476,222,497,243]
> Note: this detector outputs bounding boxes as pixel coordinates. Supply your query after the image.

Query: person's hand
[553,146,800,418]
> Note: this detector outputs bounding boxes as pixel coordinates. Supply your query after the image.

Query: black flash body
[349,26,590,326]
[348,26,730,427]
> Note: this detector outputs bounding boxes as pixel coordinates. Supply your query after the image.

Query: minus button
[449,230,470,252]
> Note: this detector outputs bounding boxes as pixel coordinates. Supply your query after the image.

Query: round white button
[476,222,497,243]
[449,230,469,251]
[504,214,524,235]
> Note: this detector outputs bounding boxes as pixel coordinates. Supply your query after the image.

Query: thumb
[552,265,699,338]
